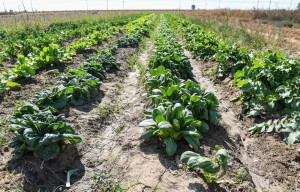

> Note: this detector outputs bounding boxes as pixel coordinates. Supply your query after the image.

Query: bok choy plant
[9,104,81,160]
[180,145,228,183]
[139,103,205,156]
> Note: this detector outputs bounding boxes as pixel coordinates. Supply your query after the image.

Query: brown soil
[185,49,300,192]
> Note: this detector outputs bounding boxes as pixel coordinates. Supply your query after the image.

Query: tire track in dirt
[184,49,300,192]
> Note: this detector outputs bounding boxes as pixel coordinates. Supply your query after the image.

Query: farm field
[0,10,299,192]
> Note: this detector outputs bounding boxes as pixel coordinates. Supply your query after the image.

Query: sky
[0,0,298,12]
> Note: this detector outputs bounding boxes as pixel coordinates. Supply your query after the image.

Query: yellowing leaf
[6,81,20,87]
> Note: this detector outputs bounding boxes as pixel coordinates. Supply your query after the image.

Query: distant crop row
[0,15,141,61]
[0,15,146,95]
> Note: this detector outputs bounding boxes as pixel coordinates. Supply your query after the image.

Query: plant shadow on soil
[138,125,232,192]
[65,90,105,114]
[6,144,84,191]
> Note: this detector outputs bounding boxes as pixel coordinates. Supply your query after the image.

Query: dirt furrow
[184,49,300,192]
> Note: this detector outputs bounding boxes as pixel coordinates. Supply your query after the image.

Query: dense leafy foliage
[0,16,139,60]
[173,14,300,146]
[0,27,110,95]
[117,15,154,48]
[234,51,300,116]
[31,87,68,110]
[140,103,205,156]
[250,112,300,146]
[9,104,81,160]
[149,21,192,79]
[140,16,221,157]
[62,69,100,105]
[0,18,129,95]
[180,145,228,183]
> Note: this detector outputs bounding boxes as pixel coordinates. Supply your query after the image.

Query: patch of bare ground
[184,49,300,192]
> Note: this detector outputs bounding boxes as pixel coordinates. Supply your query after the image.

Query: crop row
[8,14,155,161]
[139,15,228,183]
[0,19,126,95]
[171,16,300,146]
[0,15,142,61]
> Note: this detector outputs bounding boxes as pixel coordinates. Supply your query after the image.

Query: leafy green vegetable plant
[250,112,300,146]
[9,104,81,160]
[62,69,101,106]
[180,145,228,183]
[145,65,180,90]
[139,103,205,156]
[31,87,68,110]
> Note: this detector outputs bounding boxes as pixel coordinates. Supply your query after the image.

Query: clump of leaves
[62,69,100,106]
[147,80,220,127]
[250,112,300,147]
[80,61,106,81]
[117,33,141,48]
[12,55,36,78]
[234,50,300,116]
[181,145,228,183]
[31,87,68,110]
[145,65,181,90]
[181,22,219,61]
[34,43,70,68]
[87,49,120,70]
[139,103,206,156]
[213,43,252,77]
[9,104,81,160]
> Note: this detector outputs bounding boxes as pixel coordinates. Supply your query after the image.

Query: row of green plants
[0,23,122,95]
[8,14,156,161]
[172,15,300,146]
[117,16,152,48]
[139,15,228,183]
[0,15,142,62]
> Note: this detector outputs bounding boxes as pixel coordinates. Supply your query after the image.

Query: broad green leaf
[6,81,21,87]
[139,130,155,140]
[164,138,177,156]
[139,119,156,127]
[158,121,173,130]
[33,143,60,160]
